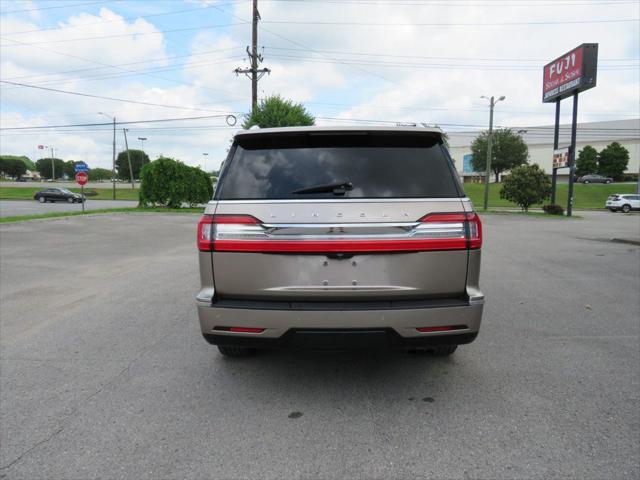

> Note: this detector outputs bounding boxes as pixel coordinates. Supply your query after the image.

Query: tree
[35,158,65,180]
[470,128,529,182]
[0,155,34,171]
[116,149,149,181]
[0,157,27,179]
[598,142,629,181]
[500,164,551,212]
[63,160,86,179]
[575,145,599,177]
[242,95,315,129]
[88,168,112,182]
[140,158,213,208]
[184,167,214,207]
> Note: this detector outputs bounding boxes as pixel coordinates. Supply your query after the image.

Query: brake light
[197,214,261,251]
[198,212,482,253]
[416,325,467,333]
[418,212,482,250]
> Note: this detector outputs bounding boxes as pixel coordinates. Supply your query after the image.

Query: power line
[0,114,237,131]
[3,1,241,36]
[0,80,241,114]
[0,23,242,47]
[1,0,114,14]
[261,18,639,26]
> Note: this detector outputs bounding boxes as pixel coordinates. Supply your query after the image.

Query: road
[1,181,139,189]
[1,212,638,479]
[0,199,139,217]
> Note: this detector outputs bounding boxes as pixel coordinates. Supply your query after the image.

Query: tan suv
[196,126,484,356]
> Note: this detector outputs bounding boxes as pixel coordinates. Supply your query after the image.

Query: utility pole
[98,112,117,199]
[50,146,55,181]
[122,129,135,189]
[481,95,505,210]
[234,0,270,113]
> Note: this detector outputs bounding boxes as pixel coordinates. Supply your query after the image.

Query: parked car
[196,126,484,357]
[578,174,612,184]
[34,188,85,203]
[606,194,640,213]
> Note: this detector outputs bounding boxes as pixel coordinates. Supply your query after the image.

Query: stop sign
[75,172,88,186]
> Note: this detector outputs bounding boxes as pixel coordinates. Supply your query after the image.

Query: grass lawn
[0,207,204,224]
[464,182,636,210]
[0,186,139,201]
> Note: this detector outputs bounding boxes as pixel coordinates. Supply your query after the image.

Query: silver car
[196,126,484,356]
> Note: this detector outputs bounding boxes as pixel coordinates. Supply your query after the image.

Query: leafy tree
[0,155,34,171]
[598,142,629,181]
[35,158,65,180]
[63,160,87,179]
[88,168,112,182]
[500,164,551,212]
[470,128,529,182]
[140,158,213,208]
[575,145,599,177]
[0,157,27,179]
[116,149,149,181]
[243,95,315,129]
[184,167,214,207]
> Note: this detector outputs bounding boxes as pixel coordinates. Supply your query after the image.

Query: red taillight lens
[197,215,215,251]
[418,212,482,250]
[197,215,262,251]
[214,326,265,333]
[416,325,467,333]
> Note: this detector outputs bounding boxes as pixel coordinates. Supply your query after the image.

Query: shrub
[543,204,564,215]
[139,157,213,208]
[499,164,551,212]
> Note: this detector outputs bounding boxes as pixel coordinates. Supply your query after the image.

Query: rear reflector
[198,212,482,253]
[416,325,467,333]
[214,326,265,333]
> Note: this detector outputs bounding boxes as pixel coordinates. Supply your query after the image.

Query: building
[447,118,639,182]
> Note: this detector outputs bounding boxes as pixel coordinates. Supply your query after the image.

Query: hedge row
[139,157,213,208]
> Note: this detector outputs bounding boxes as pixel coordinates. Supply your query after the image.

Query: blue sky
[1,0,638,170]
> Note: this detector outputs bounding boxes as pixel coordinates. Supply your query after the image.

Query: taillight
[197,212,482,253]
[418,212,482,250]
[197,215,215,251]
[197,214,262,251]
[416,325,467,333]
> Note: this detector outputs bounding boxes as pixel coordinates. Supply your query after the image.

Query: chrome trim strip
[264,285,418,292]
[216,198,469,204]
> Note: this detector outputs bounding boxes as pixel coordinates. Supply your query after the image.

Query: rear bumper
[197,298,483,349]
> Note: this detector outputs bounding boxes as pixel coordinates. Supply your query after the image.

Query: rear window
[216,132,462,200]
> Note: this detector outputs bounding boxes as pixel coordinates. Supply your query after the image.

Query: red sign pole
[75,172,88,213]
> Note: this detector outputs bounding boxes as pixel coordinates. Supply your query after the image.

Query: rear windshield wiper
[292,181,353,195]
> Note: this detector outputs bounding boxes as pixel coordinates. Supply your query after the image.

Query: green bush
[499,164,551,212]
[543,204,564,215]
[139,157,212,208]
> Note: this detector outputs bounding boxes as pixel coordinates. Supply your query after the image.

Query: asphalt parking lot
[1,212,638,479]
[0,200,139,217]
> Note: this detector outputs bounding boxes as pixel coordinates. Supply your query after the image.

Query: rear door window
[217,132,462,200]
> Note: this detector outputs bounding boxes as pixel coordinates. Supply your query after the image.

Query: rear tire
[431,345,458,356]
[622,204,631,213]
[584,180,590,184]
[217,345,256,357]
[38,196,45,203]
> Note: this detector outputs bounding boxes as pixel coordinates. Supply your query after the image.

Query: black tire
[622,204,631,213]
[431,345,458,356]
[609,208,617,213]
[67,197,74,203]
[217,345,256,357]
[38,196,45,203]
[583,180,590,184]
[605,180,611,184]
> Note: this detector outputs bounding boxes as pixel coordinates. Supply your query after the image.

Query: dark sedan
[34,188,85,203]
[577,174,613,184]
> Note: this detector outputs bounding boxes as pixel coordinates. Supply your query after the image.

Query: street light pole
[50,146,55,181]
[202,153,209,172]
[138,137,147,156]
[480,95,505,210]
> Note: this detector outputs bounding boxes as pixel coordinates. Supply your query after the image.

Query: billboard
[552,148,570,169]
[542,43,598,103]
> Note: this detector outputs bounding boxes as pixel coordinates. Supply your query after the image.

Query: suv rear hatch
[199,129,479,302]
